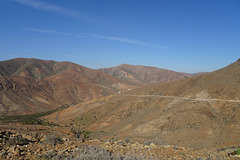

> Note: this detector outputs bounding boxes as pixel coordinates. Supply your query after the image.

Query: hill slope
[132,58,240,100]
[0,58,136,116]
[0,58,57,78]
[100,64,192,85]
[0,75,59,116]
[47,59,240,149]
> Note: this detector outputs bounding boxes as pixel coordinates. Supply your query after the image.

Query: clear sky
[0,0,239,73]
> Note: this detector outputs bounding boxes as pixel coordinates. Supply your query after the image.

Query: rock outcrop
[0,129,239,159]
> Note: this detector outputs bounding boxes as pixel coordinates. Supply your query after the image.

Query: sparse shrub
[124,138,130,143]
[233,148,240,155]
[108,136,119,144]
[179,152,185,156]
[43,135,63,145]
[75,145,112,160]
[71,127,91,140]
[7,135,29,146]
[51,154,69,160]
[143,141,151,146]
[71,127,83,138]
[144,138,164,146]
[74,144,147,160]
[38,150,57,159]
[46,144,149,160]
[82,130,91,139]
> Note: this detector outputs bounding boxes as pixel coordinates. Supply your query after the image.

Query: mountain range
[0,58,196,116]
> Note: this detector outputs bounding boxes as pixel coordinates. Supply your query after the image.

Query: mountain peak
[100,64,191,85]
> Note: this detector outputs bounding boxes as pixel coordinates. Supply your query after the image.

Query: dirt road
[120,94,240,103]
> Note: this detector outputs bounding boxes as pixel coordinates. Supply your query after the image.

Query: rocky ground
[0,125,240,160]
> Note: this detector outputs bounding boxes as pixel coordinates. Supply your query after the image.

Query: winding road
[54,94,240,120]
[55,110,61,121]
[119,94,240,103]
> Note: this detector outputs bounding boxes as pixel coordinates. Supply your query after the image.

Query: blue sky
[0,0,239,73]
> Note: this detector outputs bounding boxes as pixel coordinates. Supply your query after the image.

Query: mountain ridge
[0,58,137,116]
[100,63,195,86]
[0,58,210,116]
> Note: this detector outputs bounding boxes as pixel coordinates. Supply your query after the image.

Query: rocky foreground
[0,129,239,160]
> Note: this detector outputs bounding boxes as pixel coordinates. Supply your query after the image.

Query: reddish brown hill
[100,64,192,86]
[47,59,240,150]
[47,61,135,104]
[0,75,59,116]
[0,58,136,116]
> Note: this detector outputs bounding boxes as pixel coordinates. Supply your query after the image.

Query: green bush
[82,130,91,139]
[234,148,240,155]
[0,104,71,125]
[0,109,57,125]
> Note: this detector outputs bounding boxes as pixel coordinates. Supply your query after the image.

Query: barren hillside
[46,59,240,150]
[131,58,240,100]
[0,58,136,116]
